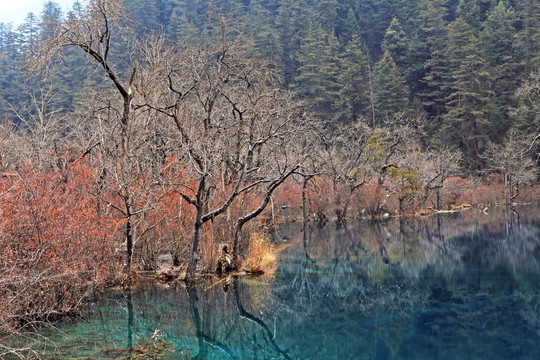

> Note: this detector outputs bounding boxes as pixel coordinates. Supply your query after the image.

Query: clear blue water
[33,206,540,359]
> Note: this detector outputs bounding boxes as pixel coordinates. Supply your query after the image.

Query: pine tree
[168,0,202,26]
[18,13,39,54]
[248,0,282,64]
[0,25,24,121]
[46,45,88,111]
[314,0,339,35]
[347,0,395,59]
[0,51,17,116]
[381,17,408,74]
[481,1,522,142]
[3,26,21,64]
[419,0,450,136]
[374,50,410,125]
[66,1,84,21]
[40,1,63,41]
[276,0,313,86]
[337,34,372,123]
[126,0,160,37]
[211,0,246,19]
[167,11,199,43]
[524,0,540,69]
[339,7,361,46]
[443,17,493,171]
[405,0,449,102]
[457,0,497,30]
[0,23,10,52]
[154,0,174,26]
[371,0,398,54]
[294,25,340,120]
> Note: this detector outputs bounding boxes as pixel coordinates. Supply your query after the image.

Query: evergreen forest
[1,0,539,171]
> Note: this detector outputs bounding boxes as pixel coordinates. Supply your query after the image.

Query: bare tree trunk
[474,136,481,171]
[302,178,309,253]
[188,178,206,275]
[511,180,519,203]
[126,288,134,350]
[507,175,511,205]
[302,177,309,224]
[188,207,203,275]
[337,188,352,224]
[125,210,134,271]
[232,168,298,263]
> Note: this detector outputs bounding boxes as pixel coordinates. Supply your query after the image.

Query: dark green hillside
[1,0,539,170]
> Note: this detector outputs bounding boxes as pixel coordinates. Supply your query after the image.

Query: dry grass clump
[241,232,278,274]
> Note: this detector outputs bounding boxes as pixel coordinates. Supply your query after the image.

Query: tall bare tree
[421,147,462,210]
[515,71,540,165]
[28,0,158,272]
[485,138,538,204]
[139,19,306,273]
[316,121,373,222]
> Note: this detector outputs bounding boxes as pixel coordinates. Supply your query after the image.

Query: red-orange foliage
[135,162,197,269]
[1,148,537,333]
[0,156,122,330]
[297,177,387,220]
[443,177,472,207]
[304,176,335,221]
[358,183,386,216]
[521,183,540,202]
[272,178,303,221]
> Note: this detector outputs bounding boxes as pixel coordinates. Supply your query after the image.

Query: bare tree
[292,119,326,225]
[28,0,165,272]
[485,138,538,204]
[515,71,540,164]
[420,147,462,210]
[316,121,373,222]
[368,122,416,215]
[8,84,66,164]
[516,71,540,117]
[139,19,306,273]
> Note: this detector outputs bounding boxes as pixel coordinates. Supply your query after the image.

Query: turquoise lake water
[29,206,540,359]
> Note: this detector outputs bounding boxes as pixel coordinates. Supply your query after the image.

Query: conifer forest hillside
[1,0,539,171]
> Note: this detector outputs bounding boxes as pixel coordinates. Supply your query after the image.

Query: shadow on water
[28,205,540,359]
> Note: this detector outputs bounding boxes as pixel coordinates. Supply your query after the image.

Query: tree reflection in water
[28,205,540,359]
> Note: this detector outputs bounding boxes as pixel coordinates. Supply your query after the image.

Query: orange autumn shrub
[452,174,505,206]
[0,156,122,330]
[442,176,472,208]
[359,182,387,216]
[305,176,335,222]
[136,186,195,269]
[138,155,278,271]
[521,183,540,203]
[272,178,303,222]
[131,157,199,269]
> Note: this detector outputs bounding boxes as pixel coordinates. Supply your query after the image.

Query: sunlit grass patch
[241,232,278,275]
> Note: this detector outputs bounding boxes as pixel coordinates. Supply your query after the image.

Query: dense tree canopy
[1,0,538,172]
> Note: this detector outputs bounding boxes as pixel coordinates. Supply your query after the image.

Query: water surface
[38,206,540,359]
